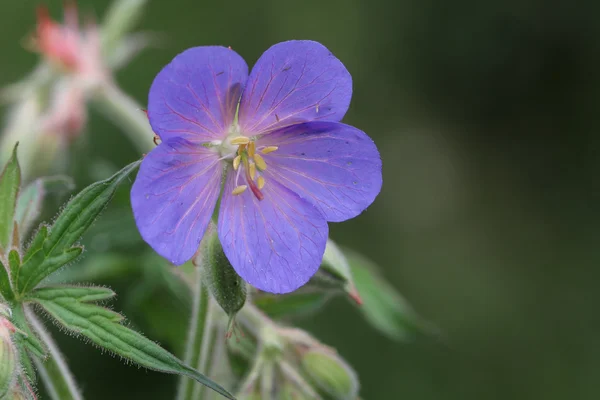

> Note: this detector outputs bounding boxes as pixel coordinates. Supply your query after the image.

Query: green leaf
[15,176,74,238]
[31,288,235,399]
[0,144,21,250]
[345,249,432,341]
[29,286,116,303]
[46,160,140,254]
[0,260,13,301]
[11,304,46,358]
[254,291,331,319]
[18,247,83,295]
[16,161,140,294]
[8,249,20,288]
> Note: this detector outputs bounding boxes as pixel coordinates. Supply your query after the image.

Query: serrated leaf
[46,160,140,253]
[15,176,74,238]
[18,247,83,294]
[32,295,235,399]
[0,144,21,250]
[16,161,140,294]
[29,286,116,303]
[345,249,428,341]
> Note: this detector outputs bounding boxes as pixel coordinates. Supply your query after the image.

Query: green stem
[28,310,82,400]
[91,81,154,153]
[192,317,218,400]
[177,268,211,400]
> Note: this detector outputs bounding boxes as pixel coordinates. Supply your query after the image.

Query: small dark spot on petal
[353,181,357,185]
[347,161,352,166]
[283,66,291,72]
[345,141,349,144]
[216,71,224,76]
[300,152,306,156]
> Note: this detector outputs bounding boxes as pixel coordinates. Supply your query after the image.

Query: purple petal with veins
[238,40,352,136]
[259,122,382,222]
[218,171,328,293]
[148,46,248,142]
[131,138,222,265]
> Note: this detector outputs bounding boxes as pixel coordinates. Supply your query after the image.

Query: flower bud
[311,239,362,304]
[301,349,359,400]
[0,317,18,398]
[195,224,246,330]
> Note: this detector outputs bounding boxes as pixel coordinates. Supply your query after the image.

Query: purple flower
[131,41,382,294]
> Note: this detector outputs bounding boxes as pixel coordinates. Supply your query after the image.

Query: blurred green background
[2,0,600,399]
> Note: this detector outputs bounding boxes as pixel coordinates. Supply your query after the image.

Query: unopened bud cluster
[230,323,360,400]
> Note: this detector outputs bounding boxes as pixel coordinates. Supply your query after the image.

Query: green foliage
[345,249,429,341]
[28,286,235,399]
[254,291,330,320]
[0,144,20,250]
[15,161,139,295]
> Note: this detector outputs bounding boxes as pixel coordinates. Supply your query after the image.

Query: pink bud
[32,3,105,82]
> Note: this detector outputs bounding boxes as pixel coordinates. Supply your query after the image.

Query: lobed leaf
[16,161,140,295]
[31,289,235,399]
[0,144,21,250]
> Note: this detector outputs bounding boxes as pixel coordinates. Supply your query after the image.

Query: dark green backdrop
[1,0,600,399]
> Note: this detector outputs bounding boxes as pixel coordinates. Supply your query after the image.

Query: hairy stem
[28,310,82,400]
[91,81,154,153]
[192,315,218,400]
[177,268,212,400]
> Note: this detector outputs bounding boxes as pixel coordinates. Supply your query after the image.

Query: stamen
[231,185,247,196]
[230,136,250,145]
[261,146,278,154]
[233,155,241,170]
[257,176,265,190]
[249,163,256,180]
[248,141,256,157]
[253,154,267,171]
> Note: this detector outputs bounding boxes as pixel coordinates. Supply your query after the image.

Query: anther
[261,146,278,154]
[253,154,267,171]
[230,136,250,145]
[248,141,256,157]
[231,185,247,196]
[233,155,241,170]
[257,176,265,190]
[249,163,256,180]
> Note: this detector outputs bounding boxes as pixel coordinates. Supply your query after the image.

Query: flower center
[222,135,278,201]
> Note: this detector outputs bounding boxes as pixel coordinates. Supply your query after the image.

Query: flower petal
[238,40,352,135]
[148,46,248,142]
[218,170,328,294]
[131,138,222,265]
[259,122,382,222]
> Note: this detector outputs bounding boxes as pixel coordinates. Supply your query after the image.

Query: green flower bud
[195,224,246,330]
[301,349,359,400]
[311,239,362,304]
[0,319,18,398]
